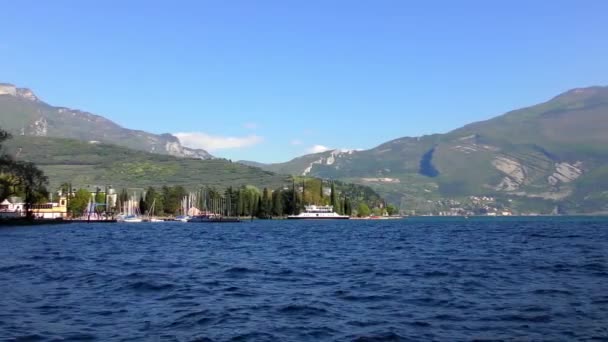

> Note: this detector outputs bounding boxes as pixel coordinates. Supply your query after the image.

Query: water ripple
[1,217,607,340]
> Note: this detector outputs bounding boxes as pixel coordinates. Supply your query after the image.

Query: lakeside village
[0,182,526,223]
[0,182,398,223]
[0,128,521,223]
[428,196,514,217]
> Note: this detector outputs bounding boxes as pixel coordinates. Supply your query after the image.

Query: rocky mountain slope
[0,83,212,159]
[249,86,608,214]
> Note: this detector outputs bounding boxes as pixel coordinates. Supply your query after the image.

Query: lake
[1,217,607,341]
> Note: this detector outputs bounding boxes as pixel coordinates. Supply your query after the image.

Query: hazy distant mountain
[250,86,608,214]
[0,82,212,159]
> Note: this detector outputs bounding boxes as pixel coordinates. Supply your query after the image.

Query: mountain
[0,83,212,159]
[248,86,608,214]
[3,135,287,192]
[2,135,385,209]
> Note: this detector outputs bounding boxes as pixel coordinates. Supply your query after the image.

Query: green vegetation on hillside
[3,136,384,215]
[251,86,608,214]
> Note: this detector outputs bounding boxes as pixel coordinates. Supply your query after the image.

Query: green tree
[372,207,384,216]
[257,187,268,218]
[386,204,398,216]
[271,189,283,217]
[319,180,324,202]
[116,188,129,213]
[357,202,371,217]
[14,161,49,219]
[69,188,92,217]
[255,196,263,218]
[139,194,147,215]
[0,129,49,218]
[144,186,157,213]
[330,182,339,213]
[163,185,187,215]
[344,197,352,216]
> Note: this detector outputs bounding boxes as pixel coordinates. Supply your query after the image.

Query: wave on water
[1,218,607,340]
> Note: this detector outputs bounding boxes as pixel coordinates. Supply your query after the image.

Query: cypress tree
[302,178,306,205]
[292,178,297,214]
[261,187,272,218]
[330,182,337,210]
[319,180,324,203]
[238,188,245,216]
[139,194,147,215]
[253,195,260,218]
[344,197,352,216]
[272,189,283,217]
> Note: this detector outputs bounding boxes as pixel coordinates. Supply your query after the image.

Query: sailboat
[118,196,142,223]
[146,199,163,222]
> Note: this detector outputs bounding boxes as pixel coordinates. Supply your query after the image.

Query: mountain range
[241,86,608,214]
[0,83,212,159]
[2,81,607,214]
[0,82,381,206]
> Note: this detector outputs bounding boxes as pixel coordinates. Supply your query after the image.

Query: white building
[0,198,25,218]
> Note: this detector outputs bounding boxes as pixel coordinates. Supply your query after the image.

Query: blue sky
[1,1,606,162]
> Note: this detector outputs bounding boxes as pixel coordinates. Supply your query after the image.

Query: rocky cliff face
[0,82,213,159]
[0,83,39,101]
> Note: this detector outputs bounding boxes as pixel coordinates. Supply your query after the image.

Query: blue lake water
[1,217,607,341]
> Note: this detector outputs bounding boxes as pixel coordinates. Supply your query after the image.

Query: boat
[287,205,350,220]
[174,215,191,222]
[145,199,164,222]
[116,196,143,223]
[121,215,143,223]
[187,212,240,223]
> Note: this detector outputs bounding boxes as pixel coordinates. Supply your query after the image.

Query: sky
[1,1,607,163]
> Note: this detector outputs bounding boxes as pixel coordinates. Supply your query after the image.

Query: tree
[14,161,49,219]
[69,188,92,217]
[117,188,129,213]
[144,186,157,213]
[357,202,371,217]
[319,180,324,202]
[372,207,384,216]
[139,194,147,215]
[344,197,352,216]
[386,204,398,216]
[291,178,297,214]
[271,189,283,217]
[330,182,339,213]
[255,196,263,218]
[0,128,49,218]
[257,187,271,218]
[162,185,187,215]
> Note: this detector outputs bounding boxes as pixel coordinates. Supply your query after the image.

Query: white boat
[121,215,143,223]
[145,199,163,222]
[287,205,349,220]
[116,194,143,223]
[175,215,190,222]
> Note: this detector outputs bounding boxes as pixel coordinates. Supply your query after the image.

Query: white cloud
[307,145,331,153]
[174,132,263,151]
[243,122,258,130]
[290,139,303,145]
